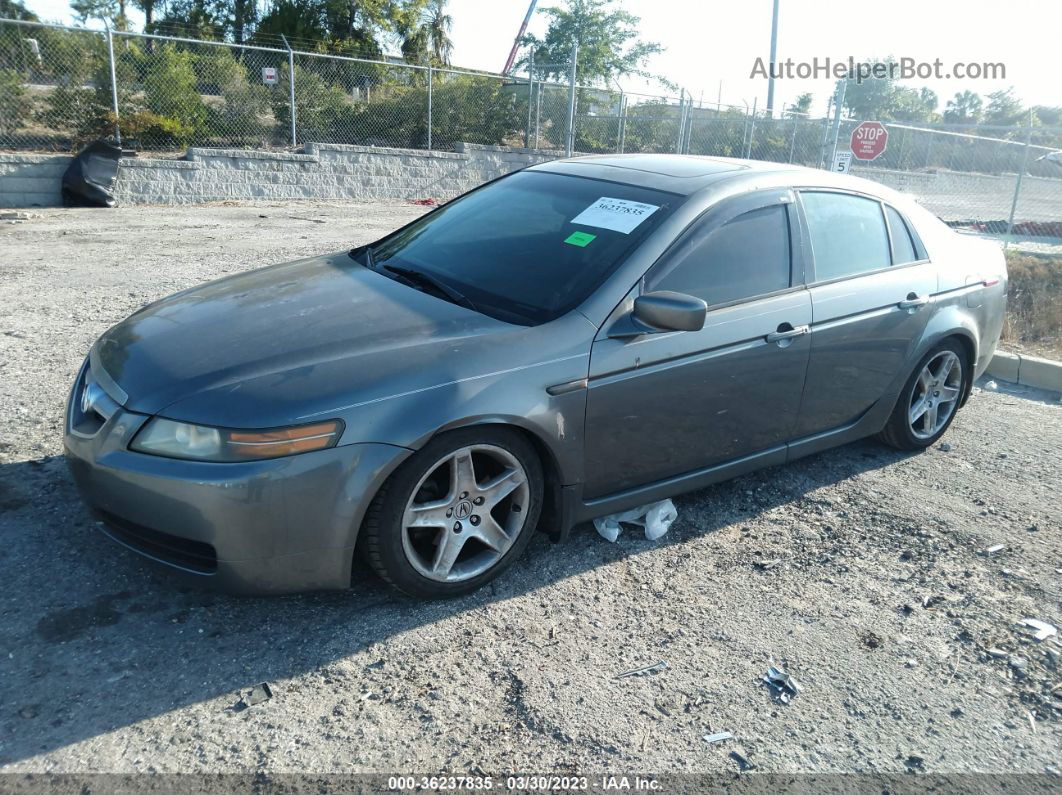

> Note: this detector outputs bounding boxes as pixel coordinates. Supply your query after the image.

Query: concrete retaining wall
[0,142,559,208]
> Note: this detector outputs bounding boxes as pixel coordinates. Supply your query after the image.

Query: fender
[871,298,980,422]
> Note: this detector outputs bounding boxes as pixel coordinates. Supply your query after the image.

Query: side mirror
[632,290,707,332]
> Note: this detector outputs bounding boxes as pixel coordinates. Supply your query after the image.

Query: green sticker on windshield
[564,231,597,247]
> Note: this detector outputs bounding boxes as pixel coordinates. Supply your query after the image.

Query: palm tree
[423,0,453,66]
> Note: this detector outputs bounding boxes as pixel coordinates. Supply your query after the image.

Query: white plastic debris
[1019,618,1058,642]
[593,499,677,542]
[616,661,667,679]
[762,666,801,704]
[703,731,734,744]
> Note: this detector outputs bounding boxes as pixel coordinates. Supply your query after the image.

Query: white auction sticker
[570,197,660,234]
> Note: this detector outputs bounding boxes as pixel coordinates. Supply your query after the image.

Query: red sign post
[850,121,888,161]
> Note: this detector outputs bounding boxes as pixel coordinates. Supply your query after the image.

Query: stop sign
[850,121,888,160]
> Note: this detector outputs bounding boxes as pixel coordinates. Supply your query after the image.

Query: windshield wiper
[382,264,479,313]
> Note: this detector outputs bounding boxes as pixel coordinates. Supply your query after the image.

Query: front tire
[878,340,967,451]
[361,427,544,598]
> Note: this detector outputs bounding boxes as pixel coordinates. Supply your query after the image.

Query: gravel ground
[1,203,1061,779]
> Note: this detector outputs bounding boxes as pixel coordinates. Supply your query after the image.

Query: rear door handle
[765,323,810,344]
[898,294,929,310]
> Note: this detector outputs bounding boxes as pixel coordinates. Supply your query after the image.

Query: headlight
[130,418,343,462]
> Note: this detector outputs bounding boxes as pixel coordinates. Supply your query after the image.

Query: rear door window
[801,191,891,281]
[650,204,792,306]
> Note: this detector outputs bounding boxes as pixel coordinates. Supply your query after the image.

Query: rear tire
[361,427,543,598]
[878,339,967,451]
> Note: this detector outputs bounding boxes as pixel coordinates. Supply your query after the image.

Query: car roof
[528,153,878,198]
[528,154,805,195]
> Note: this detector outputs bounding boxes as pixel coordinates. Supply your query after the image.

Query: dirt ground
[1,203,1060,781]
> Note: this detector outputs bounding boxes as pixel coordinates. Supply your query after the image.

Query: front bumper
[63,362,411,595]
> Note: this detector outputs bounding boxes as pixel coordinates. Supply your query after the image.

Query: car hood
[94,252,538,426]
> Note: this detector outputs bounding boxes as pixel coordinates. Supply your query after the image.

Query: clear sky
[20,0,1060,116]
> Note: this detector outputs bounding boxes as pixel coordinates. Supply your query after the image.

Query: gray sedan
[64,155,1007,597]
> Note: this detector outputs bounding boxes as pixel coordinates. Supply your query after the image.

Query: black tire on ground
[361,426,544,598]
[878,339,968,451]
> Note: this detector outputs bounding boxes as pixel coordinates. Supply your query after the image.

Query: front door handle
[898,293,929,310]
[765,323,810,344]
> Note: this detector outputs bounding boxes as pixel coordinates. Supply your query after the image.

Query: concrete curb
[986,350,1062,392]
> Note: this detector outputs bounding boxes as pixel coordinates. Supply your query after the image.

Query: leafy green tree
[228,0,258,44]
[322,0,428,59]
[789,92,813,115]
[132,0,161,32]
[144,45,208,141]
[0,0,38,20]
[0,68,31,134]
[983,88,1024,127]
[71,0,120,27]
[839,58,897,120]
[943,90,983,124]
[271,62,355,142]
[889,86,937,123]
[401,0,453,66]
[151,0,226,39]
[254,0,329,44]
[202,52,271,143]
[520,0,666,88]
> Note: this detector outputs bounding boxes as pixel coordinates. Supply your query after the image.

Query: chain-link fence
[2,16,1060,242]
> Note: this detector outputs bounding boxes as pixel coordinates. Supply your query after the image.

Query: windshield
[365,170,680,325]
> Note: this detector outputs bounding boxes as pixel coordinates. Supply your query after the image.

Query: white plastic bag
[593,499,677,542]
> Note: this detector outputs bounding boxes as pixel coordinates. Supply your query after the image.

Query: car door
[792,191,936,437]
[582,189,813,499]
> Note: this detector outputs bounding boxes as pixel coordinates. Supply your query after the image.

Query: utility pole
[766,0,779,117]
[281,34,296,148]
[105,24,121,145]
[565,42,578,157]
[828,79,846,169]
[525,50,534,149]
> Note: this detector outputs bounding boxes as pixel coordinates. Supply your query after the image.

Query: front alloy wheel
[362,428,543,597]
[401,444,530,583]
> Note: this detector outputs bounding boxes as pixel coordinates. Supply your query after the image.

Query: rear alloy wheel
[908,350,963,440]
[879,341,967,450]
[362,428,543,597]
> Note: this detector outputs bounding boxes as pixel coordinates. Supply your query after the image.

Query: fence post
[1005,110,1035,246]
[281,35,296,148]
[427,64,433,152]
[684,97,694,153]
[745,97,757,158]
[565,42,578,157]
[617,92,627,154]
[675,89,685,154]
[534,79,542,149]
[790,105,798,162]
[524,51,533,149]
[105,25,121,145]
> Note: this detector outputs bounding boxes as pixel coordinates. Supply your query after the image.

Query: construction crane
[502,0,538,75]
